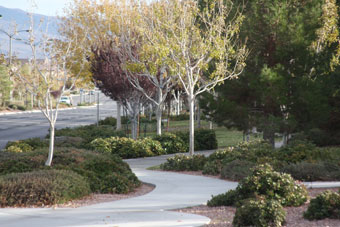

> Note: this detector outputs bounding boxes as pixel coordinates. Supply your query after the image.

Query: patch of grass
[147,165,162,170]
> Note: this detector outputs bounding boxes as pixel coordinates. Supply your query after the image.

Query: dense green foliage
[160,154,207,171]
[199,0,340,147]
[98,116,117,126]
[54,125,125,148]
[175,129,218,151]
[304,190,340,220]
[208,164,308,207]
[233,197,286,227]
[0,148,140,194]
[0,170,90,207]
[90,137,165,159]
[153,133,187,154]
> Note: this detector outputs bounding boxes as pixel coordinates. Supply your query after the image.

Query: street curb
[0,105,97,116]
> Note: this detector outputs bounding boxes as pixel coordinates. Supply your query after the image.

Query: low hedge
[54,125,125,148]
[90,137,165,159]
[0,169,91,207]
[98,117,117,126]
[153,133,187,154]
[0,148,140,194]
[160,154,207,171]
[208,164,308,207]
[233,197,286,227]
[304,190,340,220]
[175,129,218,151]
[4,138,48,153]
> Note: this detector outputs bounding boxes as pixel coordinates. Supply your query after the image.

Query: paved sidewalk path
[0,152,238,227]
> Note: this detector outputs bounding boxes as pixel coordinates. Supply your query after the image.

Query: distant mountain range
[0,6,58,59]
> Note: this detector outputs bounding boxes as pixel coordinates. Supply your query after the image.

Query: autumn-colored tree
[91,41,155,139]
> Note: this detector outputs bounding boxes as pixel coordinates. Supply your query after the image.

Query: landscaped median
[157,140,340,226]
[0,116,219,208]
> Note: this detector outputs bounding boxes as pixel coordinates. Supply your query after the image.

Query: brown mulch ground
[171,170,340,227]
[19,183,154,209]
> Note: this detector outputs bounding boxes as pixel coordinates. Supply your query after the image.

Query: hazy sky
[0,0,73,16]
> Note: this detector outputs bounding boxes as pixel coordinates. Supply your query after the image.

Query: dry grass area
[176,187,340,227]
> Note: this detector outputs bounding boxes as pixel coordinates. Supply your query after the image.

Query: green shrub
[281,161,340,181]
[276,140,320,163]
[307,128,330,147]
[207,189,238,207]
[202,160,222,175]
[54,125,125,148]
[237,164,308,207]
[0,169,90,207]
[0,148,140,194]
[233,197,286,227]
[208,148,234,161]
[195,129,218,150]
[99,117,117,126]
[90,137,164,159]
[153,133,187,154]
[5,141,33,153]
[160,154,207,171]
[169,114,189,121]
[220,159,255,181]
[175,129,218,151]
[207,164,308,207]
[304,190,340,220]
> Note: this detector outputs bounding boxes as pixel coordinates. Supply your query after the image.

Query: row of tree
[200,0,340,146]
[61,0,248,154]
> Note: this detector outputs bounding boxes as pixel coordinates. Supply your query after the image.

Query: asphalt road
[0,93,118,149]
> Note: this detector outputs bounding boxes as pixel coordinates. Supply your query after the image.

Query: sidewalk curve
[0,153,238,227]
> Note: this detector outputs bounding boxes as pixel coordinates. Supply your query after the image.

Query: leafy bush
[160,154,207,171]
[98,117,117,126]
[195,129,218,150]
[0,148,140,194]
[220,159,255,181]
[207,164,308,207]
[175,129,218,151]
[90,137,165,159]
[153,133,187,154]
[54,125,125,148]
[169,113,189,121]
[281,161,340,181]
[207,189,238,207]
[0,169,90,207]
[4,141,33,153]
[304,190,340,220]
[202,160,222,175]
[233,197,286,227]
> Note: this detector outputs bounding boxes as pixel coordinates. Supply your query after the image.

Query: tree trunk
[156,87,163,135]
[188,95,195,155]
[131,117,138,140]
[263,127,275,147]
[116,101,122,130]
[45,123,55,166]
[197,102,201,129]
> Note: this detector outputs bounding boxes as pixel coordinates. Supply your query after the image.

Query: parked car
[59,96,73,105]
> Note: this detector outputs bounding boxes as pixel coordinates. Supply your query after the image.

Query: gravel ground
[172,172,340,227]
[55,183,155,208]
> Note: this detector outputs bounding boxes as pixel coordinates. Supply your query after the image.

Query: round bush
[220,159,255,181]
[304,190,340,220]
[153,133,187,154]
[5,141,33,153]
[202,160,222,175]
[233,197,286,227]
[0,169,91,207]
[237,164,308,207]
[98,117,117,126]
[207,189,238,207]
[160,154,207,171]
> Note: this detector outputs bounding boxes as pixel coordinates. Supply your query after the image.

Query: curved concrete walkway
[0,153,238,227]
